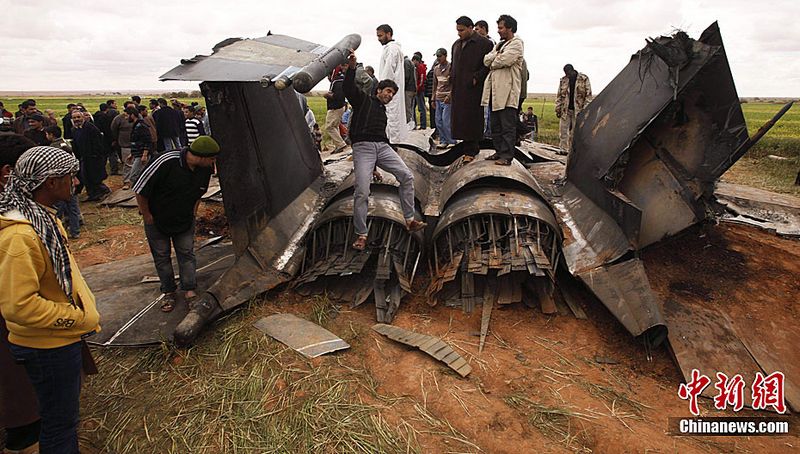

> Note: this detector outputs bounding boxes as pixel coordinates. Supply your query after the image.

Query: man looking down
[133,136,219,313]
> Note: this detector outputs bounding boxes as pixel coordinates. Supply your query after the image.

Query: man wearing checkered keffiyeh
[0,145,102,453]
[0,146,79,303]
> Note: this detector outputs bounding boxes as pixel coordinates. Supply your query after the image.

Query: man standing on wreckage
[376,24,410,143]
[343,49,427,251]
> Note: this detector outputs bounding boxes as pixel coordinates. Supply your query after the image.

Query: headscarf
[0,146,80,306]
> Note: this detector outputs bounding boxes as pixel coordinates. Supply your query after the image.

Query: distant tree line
[161,90,202,98]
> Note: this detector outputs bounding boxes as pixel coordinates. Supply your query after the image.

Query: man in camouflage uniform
[555,64,591,153]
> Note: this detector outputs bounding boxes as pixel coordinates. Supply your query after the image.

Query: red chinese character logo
[752,371,786,414]
[713,372,745,411]
[678,369,711,416]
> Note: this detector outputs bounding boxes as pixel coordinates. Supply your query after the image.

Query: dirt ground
[62,170,798,452]
[72,190,799,453]
[306,222,799,453]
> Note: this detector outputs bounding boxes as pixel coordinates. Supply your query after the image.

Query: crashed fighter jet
[84,23,796,410]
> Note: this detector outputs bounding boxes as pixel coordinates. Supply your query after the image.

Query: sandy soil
[72,205,799,452]
[230,224,800,453]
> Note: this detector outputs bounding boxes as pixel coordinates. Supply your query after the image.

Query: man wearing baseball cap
[23,114,49,146]
[133,136,219,312]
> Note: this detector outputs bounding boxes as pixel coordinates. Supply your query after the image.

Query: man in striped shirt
[183,106,206,145]
[133,136,218,313]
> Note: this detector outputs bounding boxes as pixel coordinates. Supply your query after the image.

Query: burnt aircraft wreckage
[84,23,797,410]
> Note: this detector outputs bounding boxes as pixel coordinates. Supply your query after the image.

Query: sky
[2,0,799,97]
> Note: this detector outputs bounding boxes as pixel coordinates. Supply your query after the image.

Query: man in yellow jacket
[0,145,101,454]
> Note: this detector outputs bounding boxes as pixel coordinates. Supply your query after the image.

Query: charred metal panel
[295,186,424,323]
[201,81,321,256]
[567,22,748,247]
[529,163,632,276]
[84,243,234,346]
[577,259,666,341]
[253,314,349,358]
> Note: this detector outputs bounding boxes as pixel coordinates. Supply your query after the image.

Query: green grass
[2,97,206,119]
[5,95,798,194]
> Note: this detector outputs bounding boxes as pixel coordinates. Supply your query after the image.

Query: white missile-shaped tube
[273,34,361,93]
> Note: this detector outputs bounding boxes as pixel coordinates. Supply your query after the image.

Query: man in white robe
[376,24,408,143]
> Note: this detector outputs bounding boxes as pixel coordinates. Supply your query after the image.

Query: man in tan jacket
[481,14,524,166]
[555,64,592,153]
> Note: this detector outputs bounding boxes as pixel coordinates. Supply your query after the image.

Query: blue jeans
[435,101,454,145]
[351,142,416,235]
[144,223,196,293]
[484,106,492,137]
[55,194,81,237]
[9,342,83,454]
[162,137,181,151]
[415,91,427,129]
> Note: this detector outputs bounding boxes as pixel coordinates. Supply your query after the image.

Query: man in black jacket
[152,98,185,152]
[71,109,110,201]
[343,50,426,251]
[451,15,493,162]
[93,103,117,174]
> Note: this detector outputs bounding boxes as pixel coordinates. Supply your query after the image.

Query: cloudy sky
[2,0,798,96]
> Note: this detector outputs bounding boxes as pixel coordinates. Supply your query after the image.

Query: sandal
[462,155,475,163]
[352,235,368,251]
[160,293,177,312]
[486,153,501,160]
[406,219,427,232]
[494,159,512,166]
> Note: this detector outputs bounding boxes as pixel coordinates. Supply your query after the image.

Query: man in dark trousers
[342,50,426,251]
[133,136,219,312]
[450,15,493,162]
[152,98,185,152]
[61,104,77,140]
[71,109,110,201]
[93,103,117,174]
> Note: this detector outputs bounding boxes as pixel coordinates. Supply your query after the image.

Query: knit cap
[189,136,220,156]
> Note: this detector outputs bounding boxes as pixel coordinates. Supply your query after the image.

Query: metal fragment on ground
[254,314,349,358]
[372,324,472,377]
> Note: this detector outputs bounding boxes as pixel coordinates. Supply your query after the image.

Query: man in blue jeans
[431,48,455,149]
[343,50,426,250]
[133,136,219,312]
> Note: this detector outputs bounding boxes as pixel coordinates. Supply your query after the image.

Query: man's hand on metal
[348,49,357,69]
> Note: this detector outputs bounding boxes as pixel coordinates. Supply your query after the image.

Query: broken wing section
[160,34,325,83]
[567,22,748,248]
[162,33,362,345]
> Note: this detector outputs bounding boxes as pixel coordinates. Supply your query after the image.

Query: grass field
[4,96,798,194]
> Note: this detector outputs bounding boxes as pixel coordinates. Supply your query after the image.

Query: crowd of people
[1,92,219,452]
[319,16,591,158]
[0,13,595,453]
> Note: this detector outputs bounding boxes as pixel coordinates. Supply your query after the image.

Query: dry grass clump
[80,303,417,453]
